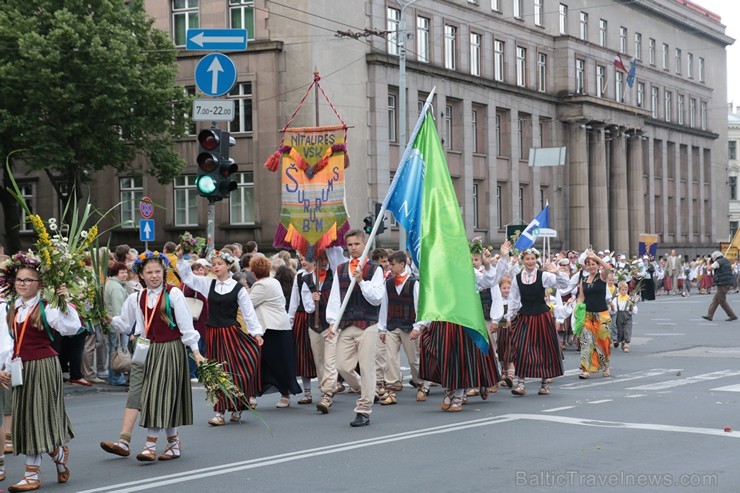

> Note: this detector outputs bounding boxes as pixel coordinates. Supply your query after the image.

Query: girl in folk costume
[419,242,510,412]
[490,276,515,388]
[288,255,317,405]
[609,281,638,353]
[176,249,263,426]
[577,251,613,379]
[110,252,205,462]
[506,248,570,396]
[0,253,79,492]
[699,257,714,294]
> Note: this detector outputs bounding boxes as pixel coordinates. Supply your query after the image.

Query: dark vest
[304,269,333,333]
[479,288,493,321]
[13,305,57,362]
[516,270,549,316]
[714,257,733,286]
[139,286,182,343]
[294,273,307,313]
[205,280,243,328]
[336,260,381,329]
[386,277,417,331]
[583,277,608,313]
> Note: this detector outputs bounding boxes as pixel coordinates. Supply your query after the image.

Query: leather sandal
[380,392,397,405]
[511,383,526,396]
[158,436,181,461]
[297,395,313,405]
[480,386,490,400]
[50,445,70,483]
[230,411,242,423]
[579,371,590,379]
[136,438,158,462]
[448,397,463,412]
[208,414,225,426]
[8,465,40,492]
[538,384,550,395]
[100,440,130,457]
[441,391,453,411]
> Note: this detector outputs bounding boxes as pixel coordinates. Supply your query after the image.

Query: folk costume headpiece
[469,236,488,255]
[0,250,42,298]
[520,247,541,258]
[132,251,170,274]
[207,249,238,267]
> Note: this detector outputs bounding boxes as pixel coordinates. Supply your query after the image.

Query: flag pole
[330,87,437,333]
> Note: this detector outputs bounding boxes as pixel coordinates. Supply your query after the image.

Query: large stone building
[4,0,733,257]
[729,105,740,239]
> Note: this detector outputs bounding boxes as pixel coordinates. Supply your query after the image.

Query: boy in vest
[378,251,428,404]
[371,248,391,399]
[326,230,385,427]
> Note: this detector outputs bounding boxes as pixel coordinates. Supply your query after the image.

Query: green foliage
[0,0,192,184]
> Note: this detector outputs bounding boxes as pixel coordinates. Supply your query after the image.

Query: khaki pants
[383,328,420,388]
[375,335,387,383]
[336,324,378,414]
[708,285,737,319]
[308,328,338,396]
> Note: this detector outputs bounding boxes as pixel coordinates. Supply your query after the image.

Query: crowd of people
[0,234,736,491]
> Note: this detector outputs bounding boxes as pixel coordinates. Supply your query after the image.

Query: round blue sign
[195,53,238,97]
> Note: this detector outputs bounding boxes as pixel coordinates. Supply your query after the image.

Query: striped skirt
[206,325,261,412]
[292,311,317,378]
[510,312,564,379]
[420,322,499,390]
[579,311,612,372]
[139,339,193,429]
[13,356,74,455]
[497,324,514,364]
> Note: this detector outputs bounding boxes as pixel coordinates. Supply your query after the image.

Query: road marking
[587,399,613,404]
[655,323,677,326]
[625,394,647,398]
[563,368,582,376]
[652,318,671,321]
[710,383,740,392]
[559,369,682,390]
[82,414,740,492]
[644,333,685,336]
[541,406,575,413]
[628,370,740,391]
[629,337,652,345]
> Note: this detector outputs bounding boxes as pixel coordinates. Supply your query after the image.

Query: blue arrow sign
[186,29,248,51]
[195,53,238,97]
[139,219,155,243]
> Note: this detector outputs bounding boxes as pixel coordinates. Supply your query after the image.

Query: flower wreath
[469,236,486,255]
[132,251,171,274]
[520,247,541,258]
[0,250,43,298]
[207,250,237,267]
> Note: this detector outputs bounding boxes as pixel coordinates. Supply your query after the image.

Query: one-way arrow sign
[195,53,237,97]
[140,219,155,242]
[186,29,248,51]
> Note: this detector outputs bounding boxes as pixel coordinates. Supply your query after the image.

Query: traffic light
[374,202,386,234]
[363,215,373,235]
[196,129,221,198]
[216,131,238,198]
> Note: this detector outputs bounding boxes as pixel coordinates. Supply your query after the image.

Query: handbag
[185,297,204,321]
[110,334,132,373]
[131,337,150,365]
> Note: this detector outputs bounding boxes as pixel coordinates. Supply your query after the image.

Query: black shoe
[726,316,738,321]
[701,316,713,321]
[613,341,619,348]
[349,413,370,427]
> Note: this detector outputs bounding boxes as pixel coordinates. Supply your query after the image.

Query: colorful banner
[638,234,659,259]
[268,125,349,258]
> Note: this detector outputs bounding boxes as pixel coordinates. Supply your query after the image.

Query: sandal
[448,397,463,412]
[511,383,526,396]
[380,392,397,405]
[50,445,70,483]
[297,395,313,405]
[248,397,258,409]
[480,386,490,400]
[538,384,550,395]
[579,372,590,379]
[136,438,158,462]
[465,388,480,397]
[208,414,225,426]
[158,435,181,461]
[441,391,453,411]
[622,343,630,353]
[276,396,291,408]
[603,368,611,377]
[8,465,40,492]
[230,411,242,423]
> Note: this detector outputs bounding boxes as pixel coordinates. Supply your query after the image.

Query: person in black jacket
[702,251,738,322]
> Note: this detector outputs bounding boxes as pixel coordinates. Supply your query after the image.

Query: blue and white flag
[384,148,425,267]
[514,205,550,251]
[626,59,637,88]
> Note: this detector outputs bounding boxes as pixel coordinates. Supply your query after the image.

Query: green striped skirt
[139,339,193,429]
[12,356,74,455]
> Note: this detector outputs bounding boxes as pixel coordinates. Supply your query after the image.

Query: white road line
[644,333,685,336]
[559,369,683,389]
[655,323,677,326]
[563,368,582,376]
[709,383,740,392]
[541,406,575,413]
[625,394,647,398]
[652,318,670,321]
[587,399,613,404]
[628,370,740,391]
[82,413,739,492]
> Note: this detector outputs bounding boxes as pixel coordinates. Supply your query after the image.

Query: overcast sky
[694,0,739,111]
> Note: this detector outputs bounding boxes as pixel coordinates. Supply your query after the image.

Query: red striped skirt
[700,274,713,290]
[292,311,317,378]
[420,322,499,389]
[497,324,514,364]
[205,325,262,413]
[510,312,564,379]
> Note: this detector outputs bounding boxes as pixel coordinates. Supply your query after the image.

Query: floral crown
[132,251,171,274]
[0,250,42,298]
[469,236,490,255]
[207,250,237,266]
[520,247,541,258]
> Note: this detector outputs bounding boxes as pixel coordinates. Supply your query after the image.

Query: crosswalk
[554,367,740,393]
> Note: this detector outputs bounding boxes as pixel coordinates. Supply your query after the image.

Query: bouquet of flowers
[469,236,493,256]
[195,358,249,409]
[179,231,206,255]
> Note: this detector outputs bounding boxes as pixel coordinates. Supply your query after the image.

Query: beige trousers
[336,324,378,414]
[308,328,338,396]
[375,335,387,383]
[383,328,420,387]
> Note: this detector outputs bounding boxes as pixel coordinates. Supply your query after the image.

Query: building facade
[729,105,740,239]
[4,0,733,257]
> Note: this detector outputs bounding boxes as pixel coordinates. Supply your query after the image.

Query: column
[588,126,609,249]
[510,110,521,224]
[609,127,629,254]
[646,137,655,234]
[462,98,475,231]
[487,105,499,238]
[627,130,645,257]
[567,123,589,249]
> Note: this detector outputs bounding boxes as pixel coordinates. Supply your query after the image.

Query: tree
[0,0,191,252]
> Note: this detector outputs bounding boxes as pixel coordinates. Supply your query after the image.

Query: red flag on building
[613,52,629,73]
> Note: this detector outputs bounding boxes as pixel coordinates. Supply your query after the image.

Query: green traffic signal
[196,175,217,194]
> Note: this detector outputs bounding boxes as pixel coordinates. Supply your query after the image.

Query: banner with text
[638,234,659,259]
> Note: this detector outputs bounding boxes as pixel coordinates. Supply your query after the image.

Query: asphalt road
[10,291,740,493]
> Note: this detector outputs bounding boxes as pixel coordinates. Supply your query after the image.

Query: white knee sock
[301,377,312,394]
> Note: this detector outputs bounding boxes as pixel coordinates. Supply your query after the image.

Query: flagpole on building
[330,87,437,332]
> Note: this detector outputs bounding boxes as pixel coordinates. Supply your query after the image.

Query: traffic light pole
[207,197,216,255]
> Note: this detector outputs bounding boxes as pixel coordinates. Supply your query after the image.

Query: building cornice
[174,40,284,60]
[644,117,720,139]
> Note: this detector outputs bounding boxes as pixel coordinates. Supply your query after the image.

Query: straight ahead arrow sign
[186,29,248,51]
[207,57,224,94]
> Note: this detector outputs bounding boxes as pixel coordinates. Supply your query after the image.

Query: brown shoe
[416,387,428,402]
[448,397,463,412]
[316,395,333,414]
[50,446,70,483]
[8,465,40,492]
[136,439,158,462]
[297,395,313,405]
[100,440,131,457]
[380,392,397,406]
[441,391,453,411]
[157,435,180,461]
[511,383,526,396]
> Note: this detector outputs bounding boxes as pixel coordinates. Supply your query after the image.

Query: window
[731,176,737,200]
[472,183,479,228]
[19,183,34,233]
[634,33,642,60]
[230,172,255,224]
[229,0,254,39]
[662,43,668,69]
[687,52,693,78]
[616,71,623,102]
[677,94,684,125]
[651,86,659,119]
[699,57,705,82]
[700,101,707,130]
[689,98,696,127]
[496,185,502,228]
[559,4,568,35]
[184,86,196,136]
[537,53,547,92]
[444,25,456,70]
[579,12,588,41]
[517,118,525,159]
[518,187,524,220]
[119,177,143,226]
[472,110,478,153]
[619,27,627,53]
[495,114,501,155]
[494,40,505,81]
[492,0,501,11]
[228,82,253,133]
[174,175,198,226]
[599,19,607,47]
[416,16,429,63]
[664,91,672,122]
[648,38,656,65]
[637,82,644,108]
[387,7,400,55]
[513,0,522,19]
[576,58,585,94]
[172,0,199,47]
[729,141,737,160]
[675,48,681,74]
[516,46,527,87]
[534,0,543,26]
[388,94,397,142]
[444,105,453,149]
[470,33,481,76]
[596,65,605,98]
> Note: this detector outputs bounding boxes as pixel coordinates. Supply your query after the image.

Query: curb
[64,383,129,397]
